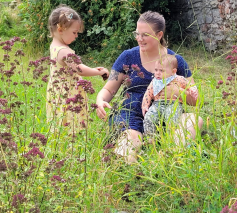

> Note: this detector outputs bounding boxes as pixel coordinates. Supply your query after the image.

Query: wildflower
[125,92,130,99]
[137,71,144,78]
[103,143,115,150]
[90,103,98,111]
[80,120,86,128]
[12,194,26,208]
[0,160,7,171]
[30,133,47,146]
[216,85,220,89]
[55,160,65,169]
[2,45,12,51]
[136,172,145,180]
[0,98,7,106]
[220,205,229,213]
[102,155,111,162]
[51,175,62,181]
[124,183,130,193]
[218,80,223,85]
[21,38,27,43]
[0,108,12,114]
[41,75,48,83]
[77,80,95,94]
[3,54,10,61]
[15,50,25,56]
[131,64,140,71]
[123,64,129,72]
[124,77,132,87]
[0,117,7,124]
[227,76,232,81]
[24,147,45,160]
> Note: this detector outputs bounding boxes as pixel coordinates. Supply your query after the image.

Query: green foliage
[0,6,27,38]
[18,0,51,55]
[18,0,142,63]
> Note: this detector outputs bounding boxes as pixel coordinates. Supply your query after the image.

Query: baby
[142,54,198,144]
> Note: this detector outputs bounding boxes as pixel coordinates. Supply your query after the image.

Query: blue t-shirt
[110,46,192,133]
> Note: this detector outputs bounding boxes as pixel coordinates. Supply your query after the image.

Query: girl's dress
[46,45,87,134]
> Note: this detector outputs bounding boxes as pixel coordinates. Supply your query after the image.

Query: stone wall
[173,0,237,51]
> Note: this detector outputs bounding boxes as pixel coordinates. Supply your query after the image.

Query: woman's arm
[96,69,125,119]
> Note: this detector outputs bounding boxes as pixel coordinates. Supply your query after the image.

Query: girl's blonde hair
[138,11,167,47]
[48,4,84,37]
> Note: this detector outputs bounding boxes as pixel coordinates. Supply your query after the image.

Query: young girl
[46,5,109,133]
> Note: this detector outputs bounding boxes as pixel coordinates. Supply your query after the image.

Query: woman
[96,11,203,163]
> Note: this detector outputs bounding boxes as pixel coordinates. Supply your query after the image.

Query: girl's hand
[96,67,109,81]
[96,100,112,120]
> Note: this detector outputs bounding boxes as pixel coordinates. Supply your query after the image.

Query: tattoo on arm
[108,69,120,81]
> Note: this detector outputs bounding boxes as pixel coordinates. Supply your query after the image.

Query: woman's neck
[140,44,167,60]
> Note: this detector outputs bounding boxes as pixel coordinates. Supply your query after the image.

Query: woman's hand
[96,100,112,120]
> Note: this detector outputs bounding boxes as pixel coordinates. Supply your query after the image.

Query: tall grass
[0,36,236,213]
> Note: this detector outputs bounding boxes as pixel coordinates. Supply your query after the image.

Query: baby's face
[154,59,175,80]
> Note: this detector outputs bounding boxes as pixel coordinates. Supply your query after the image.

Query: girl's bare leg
[114,129,143,164]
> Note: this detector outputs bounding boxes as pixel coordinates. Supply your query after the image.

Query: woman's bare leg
[114,129,143,164]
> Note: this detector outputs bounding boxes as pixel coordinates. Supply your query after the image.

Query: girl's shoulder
[50,45,74,53]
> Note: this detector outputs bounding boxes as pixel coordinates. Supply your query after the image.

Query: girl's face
[154,59,176,80]
[135,22,162,52]
[60,20,81,45]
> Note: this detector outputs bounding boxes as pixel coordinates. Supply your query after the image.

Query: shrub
[0,5,27,38]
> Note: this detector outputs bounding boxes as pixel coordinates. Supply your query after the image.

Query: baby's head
[154,55,177,80]
[48,4,84,37]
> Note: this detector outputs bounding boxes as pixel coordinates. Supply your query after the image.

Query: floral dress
[46,46,87,134]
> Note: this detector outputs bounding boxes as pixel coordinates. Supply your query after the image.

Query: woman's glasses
[132,31,149,39]
[132,31,161,39]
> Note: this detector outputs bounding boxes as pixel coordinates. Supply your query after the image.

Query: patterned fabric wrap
[153,74,177,96]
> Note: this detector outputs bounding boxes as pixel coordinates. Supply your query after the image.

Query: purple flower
[137,71,144,78]
[220,205,229,213]
[12,194,26,208]
[0,160,7,172]
[0,98,7,106]
[24,147,45,160]
[55,160,65,169]
[218,80,223,85]
[103,143,115,150]
[30,133,47,146]
[131,64,140,71]
[102,156,111,162]
[123,64,129,72]
[77,80,95,94]
[2,45,12,51]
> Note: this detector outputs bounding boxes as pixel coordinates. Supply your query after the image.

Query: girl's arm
[57,48,109,78]
[96,69,124,119]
